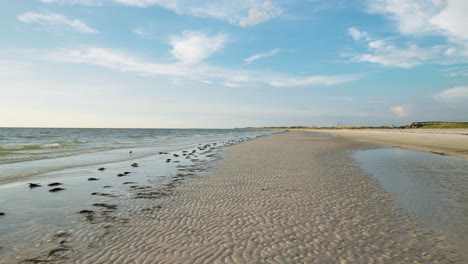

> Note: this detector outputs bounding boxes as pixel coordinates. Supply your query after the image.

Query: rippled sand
[18,131,462,263]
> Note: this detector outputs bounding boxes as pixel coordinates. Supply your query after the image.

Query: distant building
[410,121,448,128]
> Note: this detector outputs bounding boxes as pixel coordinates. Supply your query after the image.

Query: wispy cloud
[45,46,358,88]
[133,27,151,38]
[389,105,408,117]
[244,48,280,64]
[39,0,103,5]
[17,12,98,33]
[112,0,281,27]
[169,31,227,65]
[262,75,358,87]
[433,86,468,101]
[347,27,443,68]
[347,27,370,41]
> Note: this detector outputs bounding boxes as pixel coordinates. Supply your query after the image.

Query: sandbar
[307,128,468,159]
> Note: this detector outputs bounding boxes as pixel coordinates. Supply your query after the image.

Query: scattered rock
[49,188,65,193]
[103,186,112,188]
[131,163,139,167]
[93,203,117,210]
[48,182,62,187]
[53,231,69,238]
[117,174,125,177]
[91,192,117,197]
[0,212,5,216]
[166,159,171,162]
[28,183,41,189]
[98,167,106,171]
[79,210,94,214]
[48,247,69,256]
[88,178,99,181]
[173,154,179,157]
[124,172,131,175]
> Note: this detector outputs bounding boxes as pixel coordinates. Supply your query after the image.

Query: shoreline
[304,128,468,159]
[14,131,463,263]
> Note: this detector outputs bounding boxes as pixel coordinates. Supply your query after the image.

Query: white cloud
[17,12,98,33]
[368,0,468,40]
[366,0,468,61]
[238,1,281,28]
[244,48,280,64]
[347,27,369,41]
[39,0,102,5]
[433,86,468,101]
[46,47,358,88]
[169,31,227,65]
[113,0,281,27]
[390,105,408,117]
[351,38,439,68]
[430,0,468,40]
[264,75,358,87]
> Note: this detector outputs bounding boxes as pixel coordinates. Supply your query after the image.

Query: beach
[307,129,468,159]
[12,131,464,263]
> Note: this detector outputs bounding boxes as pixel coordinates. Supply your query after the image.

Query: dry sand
[19,131,462,263]
[308,129,468,159]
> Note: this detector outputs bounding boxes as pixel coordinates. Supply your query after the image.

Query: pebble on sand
[131,163,139,167]
[98,167,106,171]
[0,212,5,216]
[88,178,99,181]
[48,182,63,187]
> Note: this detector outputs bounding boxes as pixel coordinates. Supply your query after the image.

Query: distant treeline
[251,122,468,130]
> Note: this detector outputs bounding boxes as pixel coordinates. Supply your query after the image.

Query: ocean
[0,127,273,183]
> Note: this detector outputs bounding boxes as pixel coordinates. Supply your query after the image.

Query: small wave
[74,139,88,144]
[0,143,63,151]
[40,143,62,149]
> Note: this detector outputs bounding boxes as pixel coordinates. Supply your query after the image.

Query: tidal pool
[354,148,468,247]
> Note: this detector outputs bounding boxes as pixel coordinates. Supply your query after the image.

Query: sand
[17,132,462,263]
[307,129,468,160]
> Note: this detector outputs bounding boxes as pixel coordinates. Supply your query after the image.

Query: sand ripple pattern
[31,132,461,263]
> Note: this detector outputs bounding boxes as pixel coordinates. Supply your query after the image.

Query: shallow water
[0,128,272,182]
[354,148,468,246]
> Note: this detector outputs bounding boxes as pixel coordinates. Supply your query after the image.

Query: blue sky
[1,0,467,128]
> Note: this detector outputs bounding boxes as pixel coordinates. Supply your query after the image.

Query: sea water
[0,128,273,183]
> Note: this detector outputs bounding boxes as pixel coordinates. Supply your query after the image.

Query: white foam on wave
[40,143,61,149]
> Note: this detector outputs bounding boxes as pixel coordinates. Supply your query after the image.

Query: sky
[1,0,467,128]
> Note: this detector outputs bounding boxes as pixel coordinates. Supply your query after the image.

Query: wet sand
[307,129,468,159]
[16,131,462,263]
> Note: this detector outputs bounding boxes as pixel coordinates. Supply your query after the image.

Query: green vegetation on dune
[419,123,468,129]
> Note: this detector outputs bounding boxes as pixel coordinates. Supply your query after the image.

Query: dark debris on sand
[28,183,41,189]
[49,188,65,193]
[93,203,117,210]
